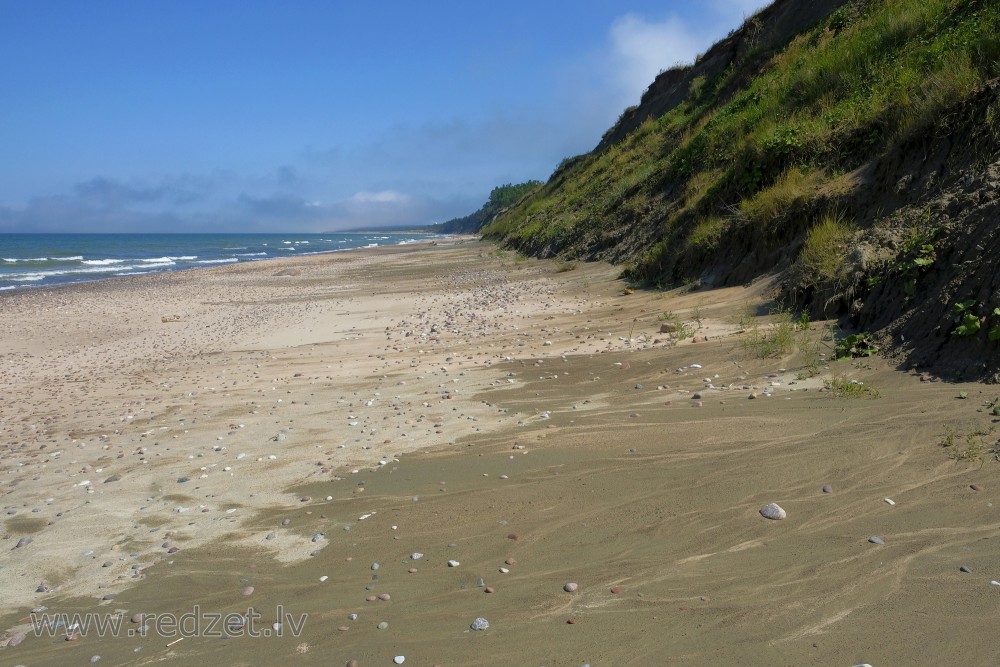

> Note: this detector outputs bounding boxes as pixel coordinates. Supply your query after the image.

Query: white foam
[2,257,47,262]
[82,258,127,265]
[195,258,239,264]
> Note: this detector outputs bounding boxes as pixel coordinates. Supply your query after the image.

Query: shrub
[796,213,855,287]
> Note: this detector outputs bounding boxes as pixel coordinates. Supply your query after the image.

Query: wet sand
[3,241,1000,665]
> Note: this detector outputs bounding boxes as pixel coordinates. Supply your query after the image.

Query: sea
[0,232,440,291]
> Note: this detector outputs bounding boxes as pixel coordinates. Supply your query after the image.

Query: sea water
[0,232,438,291]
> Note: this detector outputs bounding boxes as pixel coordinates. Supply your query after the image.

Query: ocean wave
[223,247,247,250]
[194,258,239,264]
[235,252,267,257]
[82,258,127,265]
[2,257,48,262]
[278,247,296,251]
[0,261,175,281]
[0,285,16,290]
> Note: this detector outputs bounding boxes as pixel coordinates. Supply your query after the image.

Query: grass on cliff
[484,0,1000,285]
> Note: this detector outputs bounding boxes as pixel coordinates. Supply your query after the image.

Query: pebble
[868,536,885,545]
[610,586,621,594]
[564,582,578,592]
[377,621,389,630]
[447,560,460,567]
[371,562,380,571]
[476,578,485,587]
[960,566,971,573]
[883,498,895,506]
[378,593,391,601]
[485,586,495,593]
[347,661,359,667]
[470,617,489,631]
[411,552,424,560]
[821,484,833,494]
[241,586,254,596]
[394,657,405,665]
[131,613,144,623]
[15,536,32,548]
[970,484,981,491]
[759,503,786,520]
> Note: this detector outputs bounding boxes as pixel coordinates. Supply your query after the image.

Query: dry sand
[2,240,999,666]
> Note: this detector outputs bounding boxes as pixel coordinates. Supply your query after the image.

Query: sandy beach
[3,240,1000,666]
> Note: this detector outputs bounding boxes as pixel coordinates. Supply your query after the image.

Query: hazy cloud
[609,13,708,103]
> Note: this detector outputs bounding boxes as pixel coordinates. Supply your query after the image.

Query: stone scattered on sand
[377,621,389,630]
[960,566,971,573]
[14,536,32,548]
[970,484,981,491]
[759,503,786,520]
[610,586,622,594]
[470,617,490,631]
[411,552,424,560]
[822,484,833,494]
[447,560,460,567]
[378,593,391,601]
[240,586,254,596]
[868,536,885,545]
[564,582,579,592]
[884,498,895,506]
[394,657,406,665]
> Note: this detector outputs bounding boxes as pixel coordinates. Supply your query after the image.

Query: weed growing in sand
[827,375,880,398]
[741,308,796,359]
[835,332,879,359]
[797,331,825,378]
[554,260,578,273]
[940,424,994,463]
[657,311,691,338]
[737,302,756,331]
[691,300,705,329]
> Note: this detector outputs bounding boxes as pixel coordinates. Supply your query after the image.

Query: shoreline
[0,234,478,297]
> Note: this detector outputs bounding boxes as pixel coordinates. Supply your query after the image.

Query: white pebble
[884,498,895,506]
[394,657,406,664]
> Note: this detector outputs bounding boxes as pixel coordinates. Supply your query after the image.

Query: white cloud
[350,190,409,204]
[608,13,709,104]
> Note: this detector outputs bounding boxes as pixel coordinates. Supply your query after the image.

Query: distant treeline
[435,181,542,234]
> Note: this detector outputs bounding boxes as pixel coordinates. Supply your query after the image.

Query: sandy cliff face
[485,0,1000,380]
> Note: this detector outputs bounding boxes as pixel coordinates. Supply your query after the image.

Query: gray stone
[868,536,885,545]
[759,503,786,520]
[470,617,490,631]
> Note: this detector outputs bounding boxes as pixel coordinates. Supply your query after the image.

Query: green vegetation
[484,0,1000,291]
[952,300,981,337]
[941,423,995,462]
[828,375,880,398]
[438,181,542,234]
[795,213,855,287]
[741,308,796,358]
[835,332,879,359]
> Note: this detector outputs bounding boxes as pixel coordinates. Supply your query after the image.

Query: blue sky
[0,0,766,232]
